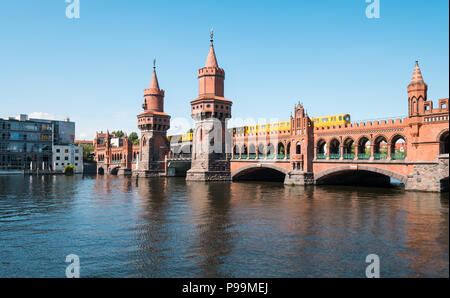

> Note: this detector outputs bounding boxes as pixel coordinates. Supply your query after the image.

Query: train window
[339,116,342,121]
[322,118,328,123]
[344,115,350,121]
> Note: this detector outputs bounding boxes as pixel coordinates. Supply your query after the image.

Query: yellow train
[167,115,351,140]
[167,132,193,142]
[311,114,351,128]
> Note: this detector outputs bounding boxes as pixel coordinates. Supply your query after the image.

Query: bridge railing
[330,153,340,160]
[392,153,406,160]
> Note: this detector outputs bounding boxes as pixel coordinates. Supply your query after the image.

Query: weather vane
[153,58,156,70]
[210,28,214,45]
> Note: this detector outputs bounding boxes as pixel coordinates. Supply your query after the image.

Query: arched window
[329,139,340,159]
[358,137,370,159]
[391,135,406,160]
[296,142,301,154]
[373,135,388,160]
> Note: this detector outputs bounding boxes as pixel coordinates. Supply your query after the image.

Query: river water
[0,175,448,278]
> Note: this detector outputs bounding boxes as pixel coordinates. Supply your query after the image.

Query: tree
[64,164,75,176]
[112,130,124,138]
[81,143,94,162]
[129,132,140,145]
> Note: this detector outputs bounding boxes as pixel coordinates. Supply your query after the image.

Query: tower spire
[149,58,160,90]
[205,29,219,68]
[410,60,425,85]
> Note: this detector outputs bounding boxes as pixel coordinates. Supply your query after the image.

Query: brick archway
[231,163,290,180]
[315,165,408,184]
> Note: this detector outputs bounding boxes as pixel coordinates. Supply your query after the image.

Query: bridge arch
[232,164,289,182]
[110,166,120,176]
[315,165,408,185]
[98,167,105,175]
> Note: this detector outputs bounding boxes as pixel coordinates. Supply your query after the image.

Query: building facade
[0,114,77,172]
[53,144,83,173]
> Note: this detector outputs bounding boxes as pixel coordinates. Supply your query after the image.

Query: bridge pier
[284,170,314,186]
[405,155,449,192]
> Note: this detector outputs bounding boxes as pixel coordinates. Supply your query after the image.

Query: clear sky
[0,0,448,139]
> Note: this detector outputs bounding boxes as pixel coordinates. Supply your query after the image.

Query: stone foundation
[284,171,314,185]
[186,169,231,181]
[406,156,449,192]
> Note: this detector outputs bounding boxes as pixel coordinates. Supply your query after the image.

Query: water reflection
[0,175,448,277]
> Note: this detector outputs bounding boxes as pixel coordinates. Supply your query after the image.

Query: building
[0,114,53,170]
[53,144,83,173]
[0,114,78,172]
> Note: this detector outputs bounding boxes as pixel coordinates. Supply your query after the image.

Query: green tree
[81,143,94,162]
[129,132,140,145]
[64,164,75,176]
[112,130,124,138]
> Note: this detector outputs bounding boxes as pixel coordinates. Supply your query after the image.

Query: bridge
[93,34,449,192]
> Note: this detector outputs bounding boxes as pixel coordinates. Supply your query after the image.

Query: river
[0,175,448,277]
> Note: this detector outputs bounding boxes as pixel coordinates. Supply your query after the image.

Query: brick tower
[135,60,171,177]
[407,61,428,139]
[186,31,233,181]
[407,61,428,117]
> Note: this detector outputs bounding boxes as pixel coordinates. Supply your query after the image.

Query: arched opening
[391,135,406,160]
[316,139,326,159]
[258,143,265,158]
[249,144,256,159]
[233,166,287,182]
[286,142,291,159]
[98,167,104,175]
[296,142,301,155]
[233,145,239,159]
[277,142,285,159]
[374,135,388,160]
[329,139,340,159]
[343,138,355,160]
[316,170,403,188]
[110,167,119,175]
[440,177,449,192]
[266,143,275,159]
[358,137,370,159]
[142,137,147,147]
[241,144,248,159]
[439,131,449,154]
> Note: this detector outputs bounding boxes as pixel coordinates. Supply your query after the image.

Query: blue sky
[0,0,448,139]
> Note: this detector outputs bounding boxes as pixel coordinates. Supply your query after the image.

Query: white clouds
[29,112,56,120]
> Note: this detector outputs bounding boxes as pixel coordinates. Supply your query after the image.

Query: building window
[65,157,68,160]
[75,157,79,161]
[56,149,60,153]
[55,163,58,166]
[56,156,60,160]
[65,149,69,153]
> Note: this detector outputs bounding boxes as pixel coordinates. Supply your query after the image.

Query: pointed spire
[410,60,425,84]
[149,58,160,90]
[205,29,219,68]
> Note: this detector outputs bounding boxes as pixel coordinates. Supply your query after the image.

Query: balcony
[358,153,370,160]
